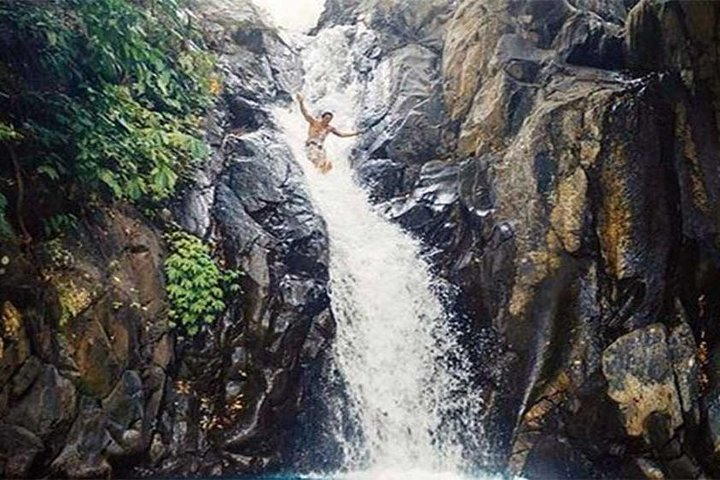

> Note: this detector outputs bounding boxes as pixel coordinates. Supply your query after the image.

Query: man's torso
[307,121,331,146]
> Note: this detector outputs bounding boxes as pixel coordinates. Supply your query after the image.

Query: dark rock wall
[0,1,332,478]
[323,0,720,477]
[0,207,171,478]
[157,3,333,475]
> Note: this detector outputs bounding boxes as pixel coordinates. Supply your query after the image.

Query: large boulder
[0,424,44,478]
[603,324,684,440]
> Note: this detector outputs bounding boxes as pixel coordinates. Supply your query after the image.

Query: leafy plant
[164,231,242,336]
[44,238,75,271]
[0,122,21,142]
[43,213,79,238]
[0,0,218,235]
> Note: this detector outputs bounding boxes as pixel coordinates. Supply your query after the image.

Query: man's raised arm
[331,127,363,138]
[296,94,315,124]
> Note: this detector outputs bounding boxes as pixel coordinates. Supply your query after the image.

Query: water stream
[272,25,491,480]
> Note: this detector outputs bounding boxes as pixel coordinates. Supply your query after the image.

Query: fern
[164,231,242,337]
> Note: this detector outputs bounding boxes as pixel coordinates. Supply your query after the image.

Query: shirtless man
[296,94,362,173]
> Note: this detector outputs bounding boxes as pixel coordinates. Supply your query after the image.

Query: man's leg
[319,149,332,173]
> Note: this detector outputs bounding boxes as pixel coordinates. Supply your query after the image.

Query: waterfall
[273,25,490,480]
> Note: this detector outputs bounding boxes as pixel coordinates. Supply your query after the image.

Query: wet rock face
[0,1,331,478]
[158,126,332,475]
[156,1,332,477]
[318,0,455,51]
[0,207,170,478]
[334,0,720,477]
[316,0,457,172]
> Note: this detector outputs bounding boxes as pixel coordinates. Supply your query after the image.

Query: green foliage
[0,0,217,213]
[43,213,78,239]
[0,122,21,142]
[164,231,242,337]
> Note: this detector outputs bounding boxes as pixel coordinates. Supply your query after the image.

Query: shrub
[164,231,241,336]
[0,0,218,237]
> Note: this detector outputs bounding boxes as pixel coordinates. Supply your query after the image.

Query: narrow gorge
[1,0,719,479]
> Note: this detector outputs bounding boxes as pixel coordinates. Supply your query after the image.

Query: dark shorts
[305,142,326,166]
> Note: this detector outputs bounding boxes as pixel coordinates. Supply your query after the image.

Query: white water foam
[274,25,489,478]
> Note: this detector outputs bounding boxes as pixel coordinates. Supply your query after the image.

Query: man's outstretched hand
[296,93,304,102]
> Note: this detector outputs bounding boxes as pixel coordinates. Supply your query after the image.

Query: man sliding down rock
[296,93,363,173]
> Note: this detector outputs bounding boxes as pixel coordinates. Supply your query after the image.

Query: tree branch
[5,142,31,243]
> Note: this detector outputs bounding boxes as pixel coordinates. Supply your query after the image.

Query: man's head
[320,111,334,125]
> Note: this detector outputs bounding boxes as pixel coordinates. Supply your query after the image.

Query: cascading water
[273,24,491,480]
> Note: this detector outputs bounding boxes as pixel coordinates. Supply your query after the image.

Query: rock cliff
[325,0,720,477]
[0,1,332,477]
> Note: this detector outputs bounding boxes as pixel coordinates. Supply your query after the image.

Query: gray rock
[668,310,700,423]
[9,365,77,438]
[10,355,42,397]
[707,393,720,456]
[318,0,455,52]
[0,424,43,478]
[360,44,448,165]
[355,158,406,202]
[51,398,111,479]
[103,370,144,430]
[156,2,334,475]
[555,11,624,69]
